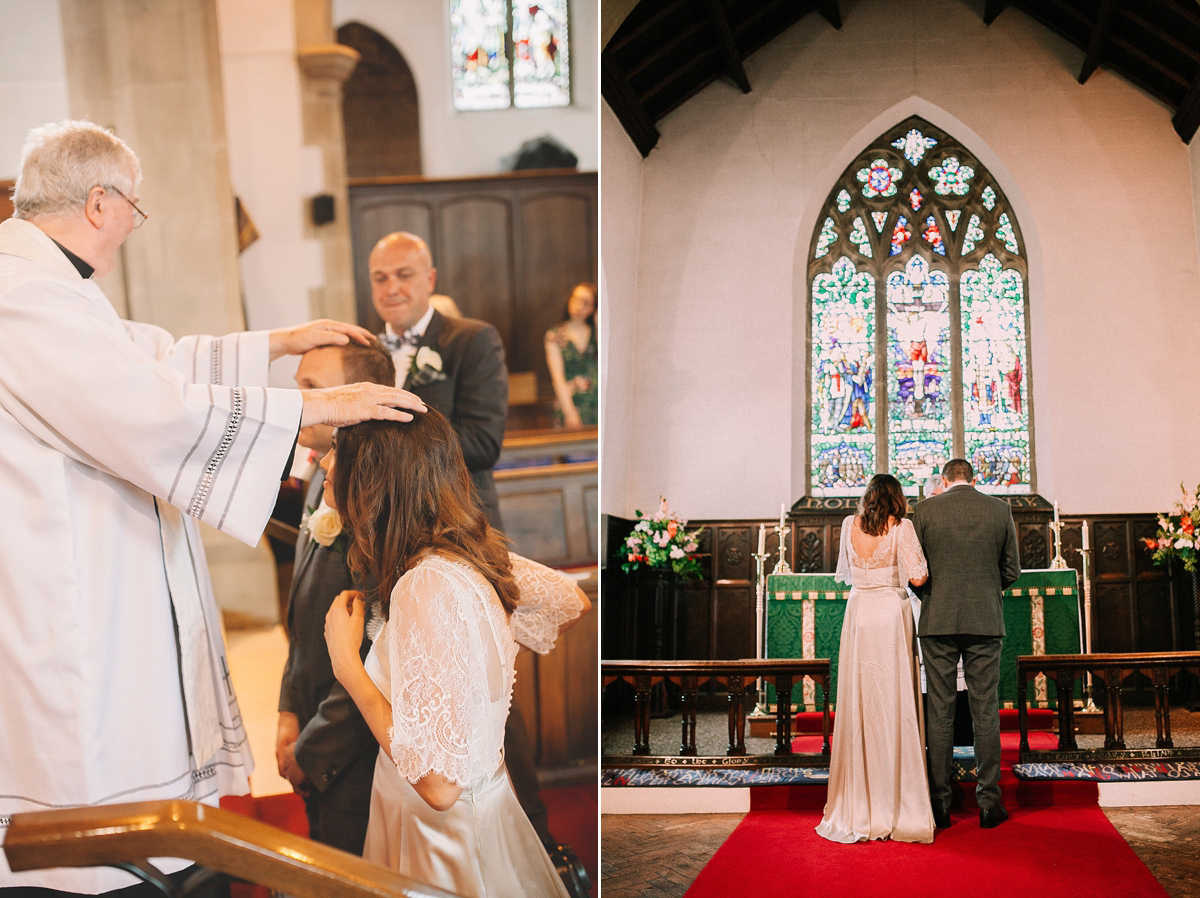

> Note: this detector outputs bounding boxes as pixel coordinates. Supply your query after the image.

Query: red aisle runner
[686,728,1166,898]
[682,805,1168,898]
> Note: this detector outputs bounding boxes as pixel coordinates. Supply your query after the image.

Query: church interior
[1,0,597,894]
[600,0,1200,896]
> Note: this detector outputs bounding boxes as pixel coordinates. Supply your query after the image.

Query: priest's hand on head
[269,318,377,360]
[301,382,427,427]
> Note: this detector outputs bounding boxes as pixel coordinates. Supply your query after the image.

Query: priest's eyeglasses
[106,185,148,229]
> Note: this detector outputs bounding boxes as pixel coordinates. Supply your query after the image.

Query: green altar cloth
[765,569,1079,711]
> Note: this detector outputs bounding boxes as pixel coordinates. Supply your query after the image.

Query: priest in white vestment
[0,121,426,895]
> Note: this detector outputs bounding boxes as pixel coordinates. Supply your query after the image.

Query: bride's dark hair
[858,473,908,536]
[329,410,518,616]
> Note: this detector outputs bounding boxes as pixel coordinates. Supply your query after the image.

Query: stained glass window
[850,217,873,258]
[961,254,1029,489]
[922,217,946,255]
[451,0,570,111]
[808,116,1032,497]
[886,255,953,489]
[857,158,903,198]
[890,216,911,255]
[962,213,984,255]
[815,218,838,258]
[811,257,876,491]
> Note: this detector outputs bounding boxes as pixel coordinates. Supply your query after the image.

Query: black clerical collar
[51,239,95,279]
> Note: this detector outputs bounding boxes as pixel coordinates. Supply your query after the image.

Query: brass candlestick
[773,524,792,575]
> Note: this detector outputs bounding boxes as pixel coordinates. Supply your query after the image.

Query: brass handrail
[602,659,832,767]
[2,799,460,898]
[1017,650,1200,763]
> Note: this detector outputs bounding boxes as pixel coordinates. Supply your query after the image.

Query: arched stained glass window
[808,117,1032,496]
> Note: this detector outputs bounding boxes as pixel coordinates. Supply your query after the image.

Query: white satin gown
[815,516,935,843]
[362,553,582,897]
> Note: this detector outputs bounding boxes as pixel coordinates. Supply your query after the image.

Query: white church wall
[604,0,1200,520]
[216,0,326,387]
[0,0,70,179]
[333,0,598,176]
[600,100,644,518]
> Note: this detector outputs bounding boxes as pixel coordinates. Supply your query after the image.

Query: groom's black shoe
[980,805,1009,829]
[933,808,952,829]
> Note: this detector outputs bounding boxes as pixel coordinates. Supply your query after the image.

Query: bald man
[370,231,507,528]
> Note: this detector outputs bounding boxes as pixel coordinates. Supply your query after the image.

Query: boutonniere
[408,346,447,387]
[305,499,349,552]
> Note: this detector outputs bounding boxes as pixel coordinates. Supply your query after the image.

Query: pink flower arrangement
[621,496,705,579]
[1142,483,1200,573]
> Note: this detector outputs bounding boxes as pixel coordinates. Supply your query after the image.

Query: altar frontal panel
[766,569,1079,710]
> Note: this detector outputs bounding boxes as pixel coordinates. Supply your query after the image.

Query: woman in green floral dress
[544,282,597,428]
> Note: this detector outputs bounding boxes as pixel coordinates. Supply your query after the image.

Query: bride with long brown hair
[815,472,935,844]
[322,409,588,897]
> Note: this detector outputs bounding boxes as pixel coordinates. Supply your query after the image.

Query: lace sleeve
[897,518,929,587]
[385,566,475,786]
[835,515,854,586]
[509,553,588,654]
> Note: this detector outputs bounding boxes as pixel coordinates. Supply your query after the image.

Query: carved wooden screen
[808,116,1033,497]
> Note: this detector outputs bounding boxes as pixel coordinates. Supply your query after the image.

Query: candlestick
[758,524,766,555]
[1082,519,1090,551]
[772,522,792,575]
[779,502,786,531]
[753,549,770,714]
[1054,501,1060,526]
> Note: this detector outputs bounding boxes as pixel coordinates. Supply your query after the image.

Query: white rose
[416,346,443,371]
[307,501,343,547]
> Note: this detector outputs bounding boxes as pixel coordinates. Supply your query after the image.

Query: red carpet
[685,722,1165,898]
[220,783,597,897]
[543,784,599,897]
[682,805,1168,898]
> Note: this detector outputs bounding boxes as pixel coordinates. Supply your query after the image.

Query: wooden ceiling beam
[1173,72,1200,143]
[817,0,843,30]
[701,0,751,93]
[601,50,661,157]
[1079,0,1119,84]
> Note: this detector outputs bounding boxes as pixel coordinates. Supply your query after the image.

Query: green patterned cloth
[765,569,1079,710]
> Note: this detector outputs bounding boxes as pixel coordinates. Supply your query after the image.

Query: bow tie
[381,331,420,353]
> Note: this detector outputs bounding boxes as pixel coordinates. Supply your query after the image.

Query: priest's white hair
[12,120,142,220]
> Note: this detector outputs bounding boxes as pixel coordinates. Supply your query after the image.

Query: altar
[764,569,1080,711]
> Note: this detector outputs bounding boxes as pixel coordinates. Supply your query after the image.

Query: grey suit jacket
[911,484,1021,637]
[395,309,508,529]
[279,473,377,804]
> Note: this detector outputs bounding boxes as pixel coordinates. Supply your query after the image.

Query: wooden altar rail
[2,799,459,897]
[601,660,831,768]
[1017,651,1200,764]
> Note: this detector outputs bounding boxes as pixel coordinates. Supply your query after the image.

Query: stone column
[295,0,359,325]
[58,0,245,336]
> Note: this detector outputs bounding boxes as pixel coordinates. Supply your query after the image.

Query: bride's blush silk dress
[362,554,584,897]
[815,515,936,844]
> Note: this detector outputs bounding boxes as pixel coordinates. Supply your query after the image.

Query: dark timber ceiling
[602,0,1200,157]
